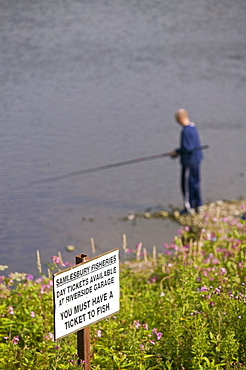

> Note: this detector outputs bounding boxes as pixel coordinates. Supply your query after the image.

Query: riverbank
[1,202,246,369]
[124,198,246,228]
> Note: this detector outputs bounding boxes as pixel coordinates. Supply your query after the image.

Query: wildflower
[140,344,144,350]
[44,333,54,341]
[12,336,19,345]
[221,267,227,275]
[52,256,61,264]
[133,320,141,329]
[184,226,190,232]
[26,274,33,281]
[8,306,14,315]
[150,340,156,345]
[30,311,35,318]
[97,330,102,337]
[143,323,148,330]
[209,301,215,306]
[35,277,44,284]
[152,328,157,335]
[238,316,242,319]
[148,276,156,284]
[200,286,208,292]
[156,332,163,340]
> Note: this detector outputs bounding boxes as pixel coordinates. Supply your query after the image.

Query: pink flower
[143,323,148,330]
[140,344,144,350]
[8,306,14,315]
[97,330,102,337]
[12,336,19,345]
[148,277,156,284]
[150,340,156,345]
[133,320,141,329]
[26,274,33,281]
[44,333,54,341]
[156,332,163,340]
[200,286,208,292]
[30,311,35,318]
[52,256,61,264]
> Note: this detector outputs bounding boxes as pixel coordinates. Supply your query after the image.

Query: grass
[0,205,246,369]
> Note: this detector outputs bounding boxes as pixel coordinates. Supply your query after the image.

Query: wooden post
[75,254,91,369]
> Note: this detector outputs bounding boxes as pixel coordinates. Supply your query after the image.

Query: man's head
[175,109,190,126]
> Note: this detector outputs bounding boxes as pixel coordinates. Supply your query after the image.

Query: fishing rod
[33,145,209,184]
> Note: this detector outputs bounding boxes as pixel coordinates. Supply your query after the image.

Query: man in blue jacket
[169,109,203,215]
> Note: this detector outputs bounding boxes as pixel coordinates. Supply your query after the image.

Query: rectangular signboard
[53,249,120,340]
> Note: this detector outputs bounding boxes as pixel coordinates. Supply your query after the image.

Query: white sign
[53,249,120,340]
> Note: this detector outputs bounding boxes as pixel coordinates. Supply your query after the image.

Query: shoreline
[124,198,245,225]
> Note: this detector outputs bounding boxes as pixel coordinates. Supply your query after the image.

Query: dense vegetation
[1,207,246,369]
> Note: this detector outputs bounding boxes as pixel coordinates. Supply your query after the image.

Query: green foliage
[0,214,246,369]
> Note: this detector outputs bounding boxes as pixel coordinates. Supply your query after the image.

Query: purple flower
[26,274,33,281]
[52,256,61,264]
[133,320,141,329]
[150,340,156,345]
[12,336,19,345]
[143,323,148,330]
[35,277,44,284]
[140,344,144,351]
[148,276,157,284]
[8,306,14,315]
[200,286,208,292]
[44,333,54,341]
[97,330,102,337]
[152,328,157,335]
[156,332,163,340]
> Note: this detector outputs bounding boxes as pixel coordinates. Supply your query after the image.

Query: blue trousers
[181,166,202,210]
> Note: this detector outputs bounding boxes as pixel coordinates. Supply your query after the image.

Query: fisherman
[169,109,203,215]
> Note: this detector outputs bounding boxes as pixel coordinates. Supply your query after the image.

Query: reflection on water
[0,0,245,275]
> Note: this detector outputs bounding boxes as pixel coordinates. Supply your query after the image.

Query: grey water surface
[0,0,245,275]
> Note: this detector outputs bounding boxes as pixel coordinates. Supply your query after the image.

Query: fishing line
[32,145,209,184]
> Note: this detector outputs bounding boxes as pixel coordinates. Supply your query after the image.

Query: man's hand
[169,150,178,158]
